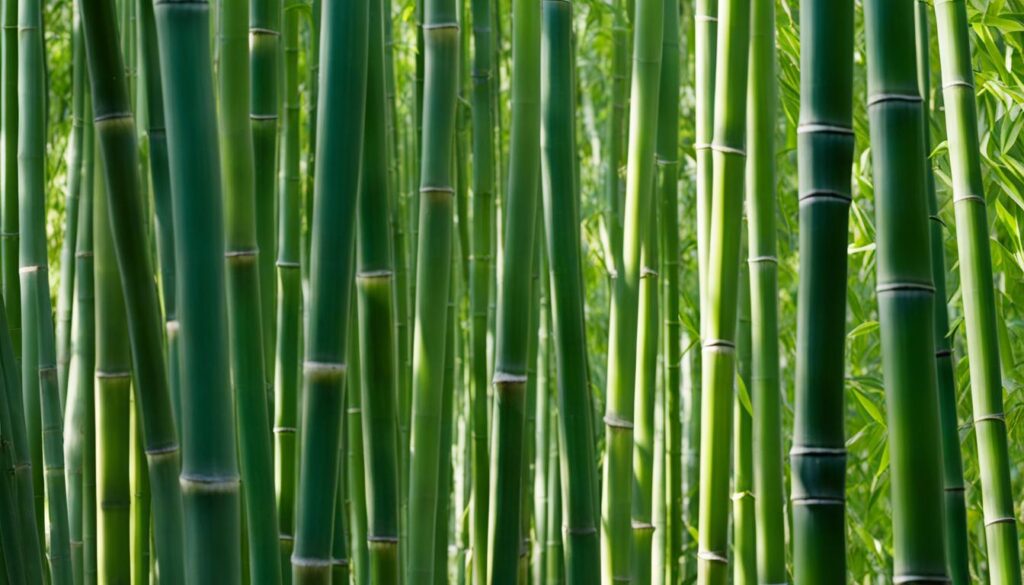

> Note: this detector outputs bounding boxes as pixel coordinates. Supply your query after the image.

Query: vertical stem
[731,245,755,585]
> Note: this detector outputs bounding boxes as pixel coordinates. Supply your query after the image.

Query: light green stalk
[217,0,281,576]
[932,0,1023,581]
[129,400,149,585]
[603,0,627,277]
[745,0,785,579]
[732,254,755,585]
[694,0,716,334]
[914,4,970,581]
[601,0,663,576]
[486,0,540,573]
[790,0,853,580]
[531,249,550,585]
[93,134,131,585]
[405,0,459,575]
[356,0,402,577]
[696,0,750,582]
[864,0,950,580]
[290,0,368,579]
[347,318,369,585]
[540,1,600,580]
[18,0,72,575]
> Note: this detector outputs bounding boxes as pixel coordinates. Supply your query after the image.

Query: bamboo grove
[0,0,1023,582]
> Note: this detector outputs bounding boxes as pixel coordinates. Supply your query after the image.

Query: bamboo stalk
[152,0,242,579]
[539,1,600,580]
[790,0,854,580]
[356,0,402,577]
[347,317,369,585]
[732,250,755,585]
[79,0,187,579]
[18,0,73,575]
[932,0,1023,581]
[486,0,541,573]
[745,0,786,579]
[601,0,663,575]
[695,0,750,581]
[864,0,950,580]
[274,0,302,578]
[405,0,459,574]
[217,0,281,576]
[913,4,970,582]
[93,130,131,585]
[290,0,368,578]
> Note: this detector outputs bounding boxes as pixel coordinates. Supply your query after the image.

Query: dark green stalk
[63,91,93,585]
[57,8,87,404]
[93,136,131,585]
[468,0,495,577]
[695,0,750,581]
[732,254,755,585]
[745,0,785,579]
[217,0,281,575]
[405,0,459,575]
[531,249,550,585]
[18,0,72,575]
[152,0,242,579]
[136,0,179,433]
[250,0,280,388]
[603,0,627,277]
[540,1,600,580]
[347,322,369,585]
[932,0,1023,581]
[356,0,401,577]
[434,290,456,584]
[864,0,950,580]
[790,0,853,580]
[544,401,563,585]
[0,306,24,585]
[332,414,351,585]
[128,398,149,585]
[914,4,970,582]
[601,0,663,575]
[486,0,540,573]
[290,0,368,579]
[274,0,301,578]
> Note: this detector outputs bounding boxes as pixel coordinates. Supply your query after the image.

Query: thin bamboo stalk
[290,0,368,579]
[347,317,369,585]
[435,287,456,584]
[128,397,149,585]
[531,243,550,585]
[539,1,600,580]
[93,133,131,585]
[18,0,73,575]
[932,0,1023,581]
[544,402,563,585]
[603,0,627,277]
[695,0,750,581]
[745,0,785,579]
[0,312,24,585]
[790,0,854,580]
[250,0,280,387]
[79,0,186,579]
[217,0,280,575]
[405,0,459,575]
[694,0,716,335]
[486,0,541,573]
[732,252,755,585]
[913,4,970,582]
[864,0,950,580]
[356,0,402,577]
[601,0,663,575]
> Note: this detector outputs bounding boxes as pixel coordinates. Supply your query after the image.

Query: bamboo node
[18,264,45,274]
[893,574,951,584]
[180,473,241,494]
[984,516,1016,526]
[799,190,852,203]
[973,413,1006,424]
[942,80,974,91]
[641,267,658,279]
[563,525,598,536]
[303,360,347,380]
[278,534,294,542]
[493,371,528,385]
[145,443,180,457]
[94,111,133,124]
[935,349,953,358]
[796,123,854,136]
[748,255,777,265]
[291,556,333,568]
[630,521,655,532]
[273,426,297,434]
[954,194,985,205]
[249,27,281,36]
[695,14,718,22]
[711,143,746,156]
[422,22,460,31]
[731,490,755,501]
[225,249,258,260]
[276,260,301,268]
[367,536,399,544]
[928,214,946,227]
[703,339,735,351]
[876,282,935,294]
[95,370,132,380]
[697,550,729,564]
[791,497,845,506]
[166,319,180,333]
[790,446,847,457]
[603,414,634,430]
[357,269,394,280]
[944,486,966,492]
[250,114,278,121]
[420,186,455,196]
[866,93,923,107]
[75,251,93,258]
[693,142,712,151]
[655,157,678,166]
